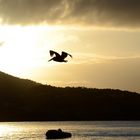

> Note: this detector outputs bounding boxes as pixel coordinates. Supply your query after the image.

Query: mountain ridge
[0,71,140,121]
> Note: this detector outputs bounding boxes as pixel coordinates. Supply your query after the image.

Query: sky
[0,0,140,93]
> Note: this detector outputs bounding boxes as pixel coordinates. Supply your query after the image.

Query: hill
[0,71,140,121]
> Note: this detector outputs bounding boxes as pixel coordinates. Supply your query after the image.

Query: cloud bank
[0,0,140,28]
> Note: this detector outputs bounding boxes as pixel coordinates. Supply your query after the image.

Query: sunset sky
[0,0,140,93]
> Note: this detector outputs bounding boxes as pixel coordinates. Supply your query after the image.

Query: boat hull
[46,129,72,139]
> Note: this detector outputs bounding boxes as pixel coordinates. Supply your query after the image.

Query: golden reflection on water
[0,122,46,139]
[0,121,139,140]
[0,123,19,136]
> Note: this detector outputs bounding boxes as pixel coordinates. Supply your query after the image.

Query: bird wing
[61,51,72,59]
[49,50,60,57]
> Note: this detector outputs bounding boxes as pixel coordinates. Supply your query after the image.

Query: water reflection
[0,123,19,139]
[0,121,139,140]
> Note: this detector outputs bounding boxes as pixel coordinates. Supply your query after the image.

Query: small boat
[46,129,72,139]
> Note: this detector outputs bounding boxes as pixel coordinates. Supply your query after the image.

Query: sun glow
[0,25,57,77]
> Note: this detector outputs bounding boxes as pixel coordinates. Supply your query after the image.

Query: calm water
[0,121,140,140]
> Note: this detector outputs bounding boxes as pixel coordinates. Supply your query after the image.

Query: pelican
[48,50,72,62]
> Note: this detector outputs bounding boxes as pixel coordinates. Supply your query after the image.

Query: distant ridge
[0,71,140,121]
[0,71,40,87]
[0,71,40,93]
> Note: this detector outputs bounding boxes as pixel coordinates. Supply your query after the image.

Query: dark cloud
[0,0,65,24]
[0,0,140,27]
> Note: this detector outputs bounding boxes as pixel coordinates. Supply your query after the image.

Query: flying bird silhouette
[48,50,72,62]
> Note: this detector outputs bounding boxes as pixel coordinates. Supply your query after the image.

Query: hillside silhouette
[0,71,140,121]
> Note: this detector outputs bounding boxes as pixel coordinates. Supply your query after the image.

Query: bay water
[0,121,140,140]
